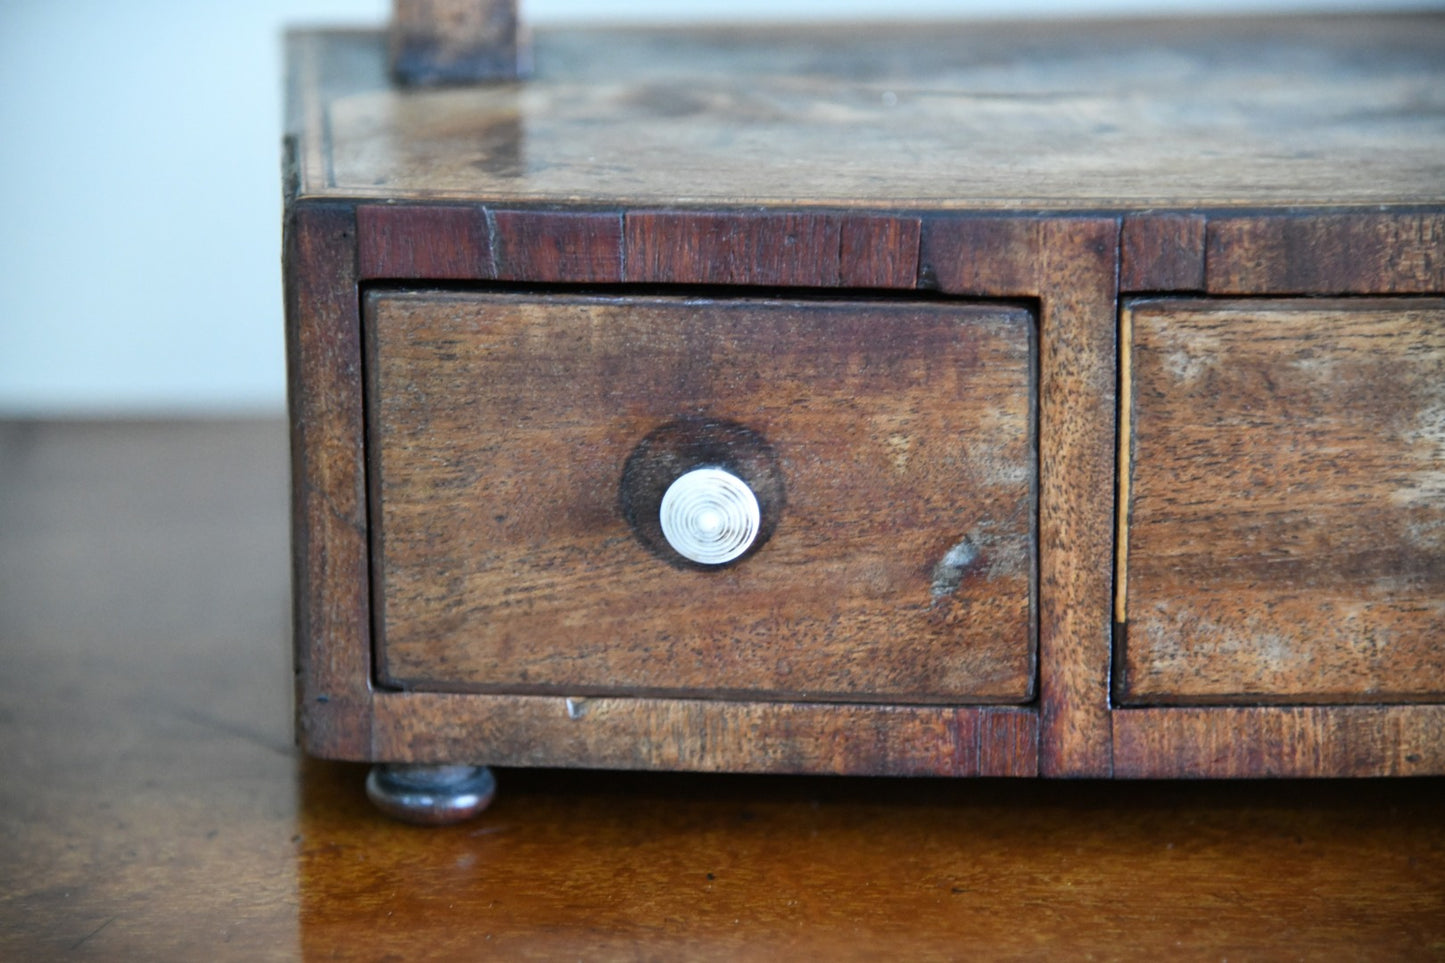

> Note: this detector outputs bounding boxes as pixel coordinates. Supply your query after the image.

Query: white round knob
[659,467,761,565]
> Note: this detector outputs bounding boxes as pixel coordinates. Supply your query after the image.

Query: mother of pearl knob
[658,466,761,565]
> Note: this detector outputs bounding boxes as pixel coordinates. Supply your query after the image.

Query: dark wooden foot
[365,764,497,825]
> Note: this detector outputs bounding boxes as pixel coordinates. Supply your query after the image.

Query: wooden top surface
[287,14,1445,210]
[3,419,1444,960]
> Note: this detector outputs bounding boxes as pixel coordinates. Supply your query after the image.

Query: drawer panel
[1119,298,1445,705]
[367,291,1036,704]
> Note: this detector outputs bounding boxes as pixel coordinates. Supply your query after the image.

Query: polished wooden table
[1,419,1441,960]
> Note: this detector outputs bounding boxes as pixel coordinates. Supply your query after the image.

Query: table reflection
[298,761,1445,960]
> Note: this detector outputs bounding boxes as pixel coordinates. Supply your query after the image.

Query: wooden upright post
[390,0,527,85]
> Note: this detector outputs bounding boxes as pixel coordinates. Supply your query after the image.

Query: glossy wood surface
[3,420,1445,960]
[368,292,1035,705]
[1120,299,1445,705]
[289,15,1445,209]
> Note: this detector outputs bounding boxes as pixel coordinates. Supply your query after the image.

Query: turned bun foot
[365,764,497,825]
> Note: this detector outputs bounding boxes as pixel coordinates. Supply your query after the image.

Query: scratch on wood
[71,917,115,951]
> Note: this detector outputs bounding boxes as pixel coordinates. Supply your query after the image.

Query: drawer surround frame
[285,22,1445,781]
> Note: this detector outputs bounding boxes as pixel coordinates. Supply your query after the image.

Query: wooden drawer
[365,291,1036,704]
[1117,298,1445,705]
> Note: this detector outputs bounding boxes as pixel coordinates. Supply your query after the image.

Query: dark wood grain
[390,0,525,85]
[354,206,912,286]
[1120,299,1445,705]
[4,420,1445,961]
[623,211,925,288]
[1114,706,1445,777]
[372,695,1038,777]
[367,291,1037,707]
[624,212,847,287]
[1207,212,1445,295]
[357,203,492,279]
[978,707,1040,777]
[1121,213,1206,292]
[919,215,1040,296]
[284,202,374,759]
[839,215,922,288]
[491,209,623,282]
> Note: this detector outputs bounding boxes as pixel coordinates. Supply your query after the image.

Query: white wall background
[0,0,1435,415]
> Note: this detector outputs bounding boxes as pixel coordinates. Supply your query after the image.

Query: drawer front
[366,291,1036,704]
[1119,298,1445,705]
